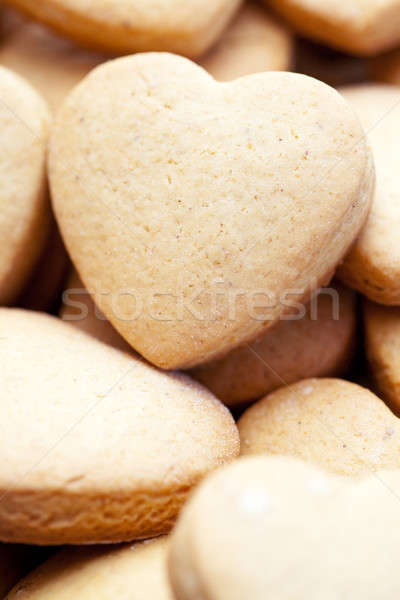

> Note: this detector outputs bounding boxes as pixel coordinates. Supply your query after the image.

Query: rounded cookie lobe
[0,65,51,305]
[0,309,239,545]
[3,0,241,57]
[238,378,400,476]
[7,537,173,599]
[190,284,356,406]
[49,53,373,370]
[265,0,400,56]
[199,2,293,81]
[169,456,400,600]
[338,84,400,305]
[364,300,400,412]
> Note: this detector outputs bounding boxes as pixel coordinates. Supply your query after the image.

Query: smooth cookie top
[238,378,400,476]
[50,53,373,369]
[169,456,400,600]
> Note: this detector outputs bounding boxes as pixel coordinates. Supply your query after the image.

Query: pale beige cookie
[265,0,400,56]
[338,84,400,305]
[364,300,400,413]
[7,537,172,599]
[371,48,400,85]
[3,0,241,58]
[60,270,131,353]
[199,2,292,81]
[17,222,69,312]
[0,309,239,545]
[0,8,108,112]
[49,53,373,370]
[169,456,400,600]
[191,284,356,406]
[0,66,50,306]
[238,378,400,476]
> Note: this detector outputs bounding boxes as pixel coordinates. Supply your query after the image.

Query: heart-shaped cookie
[0,309,238,544]
[238,378,400,476]
[4,0,241,57]
[49,53,373,369]
[169,456,400,600]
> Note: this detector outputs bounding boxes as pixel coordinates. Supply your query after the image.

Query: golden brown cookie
[190,284,356,406]
[3,0,241,57]
[238,378,400,476]
[338,84,400,305]
[364,300,400,413]
[265,0,400,56]
[0,309,239,545]
[0,7,108,111]
[59,270,131,353]
[7,538,172,599]
[49,53,373,370]
[169,456,400,600]
[0,65,50,305]
[199,2,292,81]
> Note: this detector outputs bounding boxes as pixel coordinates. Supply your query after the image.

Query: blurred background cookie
[199,2,293,80]
[3,0,242,57]
[338,84,400,305]
[191,284,357,406]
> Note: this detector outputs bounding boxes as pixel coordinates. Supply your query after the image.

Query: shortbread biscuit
[238,378,400,476]
[364,300,400,412]
[7,537,172,599]
[265,0,400,56]
[0,309,239,545]
[199,2,292,81]
[3,0,241,57]
[49,53,373,370]
[18,222,69,312]
[191,284,356,406]
[60,270,131,353]
[0,66,50,305]
[338,84,400,305]
[169,456,400,600]
[0,8,107,111]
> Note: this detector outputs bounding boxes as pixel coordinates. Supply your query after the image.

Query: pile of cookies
[1,0,400,598]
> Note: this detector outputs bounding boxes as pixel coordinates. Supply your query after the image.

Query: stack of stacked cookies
[0,1,400,598]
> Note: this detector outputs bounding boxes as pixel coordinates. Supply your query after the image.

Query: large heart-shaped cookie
[49,53,373,369]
